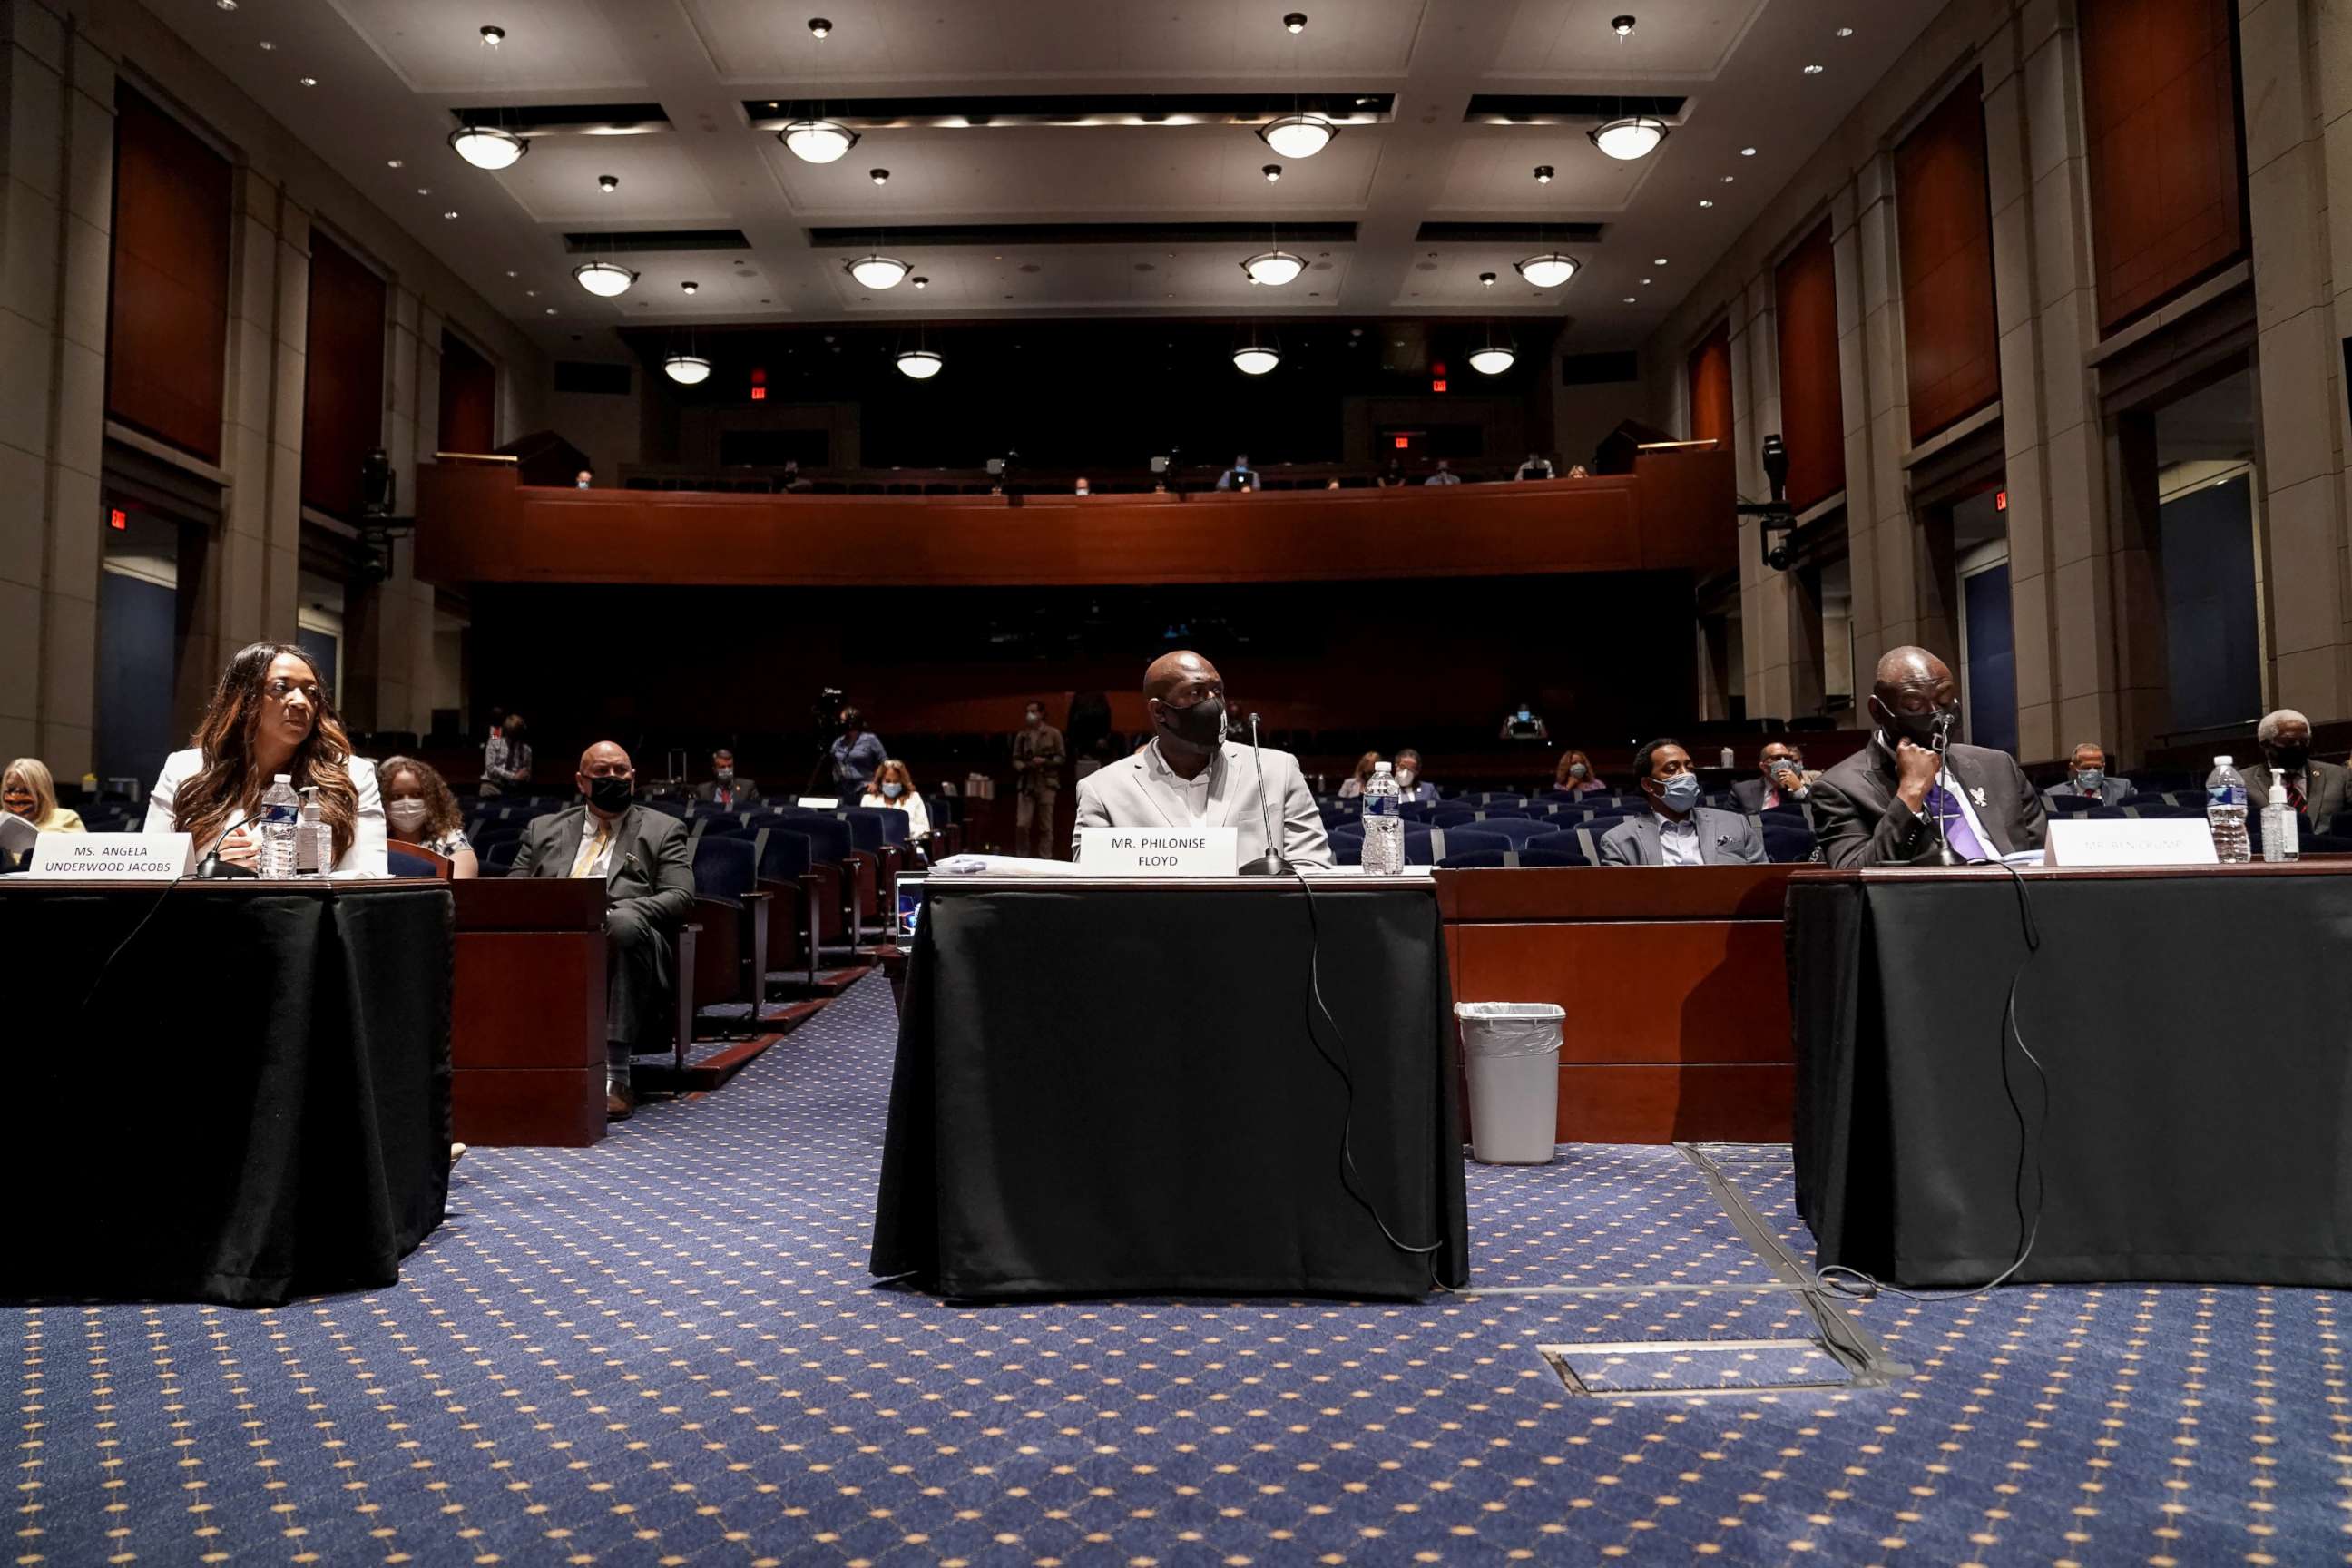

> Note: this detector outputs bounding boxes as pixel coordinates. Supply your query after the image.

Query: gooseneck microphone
[1929,710,1960,866]
[1237,711,1289,877]
[195,812,259,879]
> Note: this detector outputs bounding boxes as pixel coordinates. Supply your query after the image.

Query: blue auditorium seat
[1438,848,1590,868]
[1522,829,1594,864]
[1465,817,1553,846]
[1762,821,1818,863]
[482,838,521,876]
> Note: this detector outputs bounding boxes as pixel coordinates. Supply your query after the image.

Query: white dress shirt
[1652,810,1705,867]
[1145,739,1216,826]
[144,749,388,877]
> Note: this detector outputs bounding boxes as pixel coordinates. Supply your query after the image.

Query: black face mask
[2268,744,2311,772]
[587,775,632,814]
[1155,695,1227,751]
[1874,696,1955,750]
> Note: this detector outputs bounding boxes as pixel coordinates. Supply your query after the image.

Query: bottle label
[2208,785,2245,806]
[1365,796,1399,818]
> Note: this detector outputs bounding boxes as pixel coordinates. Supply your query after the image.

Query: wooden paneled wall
[2079,0,2248,334]
[1687,320,1735,451]
[301,230,387,517]
[437,329,497,455]
[105,84,231,462]
[1774,220,1847,513]
[1896,74,2002,446]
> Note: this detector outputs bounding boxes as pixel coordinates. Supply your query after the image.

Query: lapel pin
[1970,786,1988,808]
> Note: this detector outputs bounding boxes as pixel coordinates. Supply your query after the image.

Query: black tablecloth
[871,878,1469,1298]
[0,882,454,1307]
[1790,865,2352,1287]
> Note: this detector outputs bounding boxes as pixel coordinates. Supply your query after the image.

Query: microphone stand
[1236,711,1289,877]
[195,813,259,879]
[1929,714,1960,866]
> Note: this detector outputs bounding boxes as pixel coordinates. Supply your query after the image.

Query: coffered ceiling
[146,0,1942,353]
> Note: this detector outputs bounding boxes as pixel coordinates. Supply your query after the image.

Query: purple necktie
[1924,781,1989,861]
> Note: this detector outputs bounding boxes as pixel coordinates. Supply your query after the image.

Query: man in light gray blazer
[1072,650,1332,869]
[1598,737,1768,867]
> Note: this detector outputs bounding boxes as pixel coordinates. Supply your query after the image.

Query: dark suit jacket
[1730,774,1817,817]
[1810,740,2046,867]
[692,778,763,808]
[510,804,696,927]
[2240,758,2350,828]
[1596,807,1767,867]
[2040,776,2135,808]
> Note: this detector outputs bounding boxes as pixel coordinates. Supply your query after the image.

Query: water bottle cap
[273,773,293,782]
[1373,761,1392,773]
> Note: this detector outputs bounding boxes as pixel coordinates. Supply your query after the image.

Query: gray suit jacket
[1072,740,1333,869]
[2240,759,2350,828]
[2041,776,2135,808]
[1597,807,1767,867]
[1810,740,2045,867]
[510,803,696,927]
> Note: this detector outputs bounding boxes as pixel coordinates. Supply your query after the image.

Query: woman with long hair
[378,755,479,877]
[1554,748,1609,797]
[859,758,932,838]
[144,641,387,876]
[3,758,83,871]
[1336,750,1382,799]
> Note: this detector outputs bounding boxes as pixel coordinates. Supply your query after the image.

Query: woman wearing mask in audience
[146,641,387,876]
[2,759,83,871]
[1337,750,1383,799]
[860,759,932,838]
[377,755,479,877]
[1554,749,1609,798]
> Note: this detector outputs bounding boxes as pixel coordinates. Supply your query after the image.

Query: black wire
[1815,852,2048,1304]
[1292,871,1445,1258]
[75,870,193,1014]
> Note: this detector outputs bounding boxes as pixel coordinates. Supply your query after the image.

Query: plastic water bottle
[1360,761,1405,875]
[258,774,300,877]
[295,785,326,875]
[2262,767,2299,864]
[2205,756,2250,864]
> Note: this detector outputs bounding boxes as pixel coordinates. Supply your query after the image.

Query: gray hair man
[2241,709,2348,830]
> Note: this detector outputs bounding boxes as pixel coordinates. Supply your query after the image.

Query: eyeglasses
[263,677,324,704]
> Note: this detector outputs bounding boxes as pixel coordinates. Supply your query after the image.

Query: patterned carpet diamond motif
[12,976,2350,1565]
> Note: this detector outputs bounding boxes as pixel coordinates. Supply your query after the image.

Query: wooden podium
[452,877,609,1146]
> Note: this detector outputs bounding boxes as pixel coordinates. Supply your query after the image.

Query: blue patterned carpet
[15,975,2348,1564]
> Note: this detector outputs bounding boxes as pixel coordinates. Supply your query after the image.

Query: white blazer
[1072,739,1333,868]
[143,749,389,878]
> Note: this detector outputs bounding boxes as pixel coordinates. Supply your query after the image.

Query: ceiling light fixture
[869,167,890,184]
[1259,113,1336,159]
[443,210,460,220]
[1740,146,1758,157]
[299,75,318,87]
[1803,63,1825,74]
[449,26,528,170]
[1284,10,1308,30]
[1534,164,1553,184]
[387,159,403,169]
[1514,252,1579,288]
[807,16,831,38]
[781,120,858,162]
[896,348,943,380]
[1469,339,1515,376]
[216,0,236,9]
[1240,249,1305,286]
[1480,271,1496,287]
[663,353,711,385]
[1653,256,1668,265]
[910,275,928,289]
[845,253,909,289]
[1262,163,1282,181]
[1612,14,1637,36]
[1233,340,1281,375]
[572,259,637,298]
[1589,115,1667,160]
[258,39,274,49]
[1836,25,1855,37]
[598,173,619,191]
[1700,198,1715,208]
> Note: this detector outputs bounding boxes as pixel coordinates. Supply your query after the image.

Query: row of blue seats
[1323,818,1818,867]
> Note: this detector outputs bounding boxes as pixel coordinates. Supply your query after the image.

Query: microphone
[1237,711,1289,877]
[1928,710,1960,866]
[195,812,259,879]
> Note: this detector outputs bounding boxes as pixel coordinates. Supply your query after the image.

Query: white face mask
[387,799,429,832]
[1396,769,1416,789]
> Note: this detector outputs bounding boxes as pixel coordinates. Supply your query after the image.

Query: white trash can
[1454,1002,1565,1165]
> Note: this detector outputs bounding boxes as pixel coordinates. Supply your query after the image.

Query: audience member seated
[509,741,694,1121]
[693,748,761,809]
[1214,453,1259,492]
[2241,709,2348,828]
[1810,645,2044,867]
[2042,742,2134,808]
[1514,452,1555,481]
[147,641,387,877]
[1499,702,1549,741]
[1337,750,1382,799]
[1565,464,1592,479]
[829,707,887,800]
[1599,738,1766,866]
[1074,476,1093,496]
[1731,740,1812,815]
[1393,747,1438,805]
[1554,750,1607,797]
[481,712,533,798]
[573,468,593,489]
[859,759,933,838]
[2,758,82,870]
[780,458,813,494]
[1424,460,1462,486]
[1073,650,1332,868]
[1375,458,1408,488]
[379,755,479,877]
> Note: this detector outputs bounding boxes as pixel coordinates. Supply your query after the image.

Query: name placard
[29,832,193,881]
[797,797,840,809]
[2044,818,2220,868]
[1077,827,1240,877]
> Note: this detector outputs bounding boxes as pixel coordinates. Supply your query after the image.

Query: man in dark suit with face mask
[1809,646,2045,867]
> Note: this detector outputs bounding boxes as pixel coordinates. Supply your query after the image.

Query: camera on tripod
[1737,434,1798,573]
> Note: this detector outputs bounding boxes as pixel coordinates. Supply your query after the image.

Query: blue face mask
[2073,768,2105,792]
[1655,773,1702,813]
[881,782,903,799]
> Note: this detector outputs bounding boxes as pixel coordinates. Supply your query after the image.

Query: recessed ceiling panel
[1433,131,1657,212]
[821,246,1353,312]
[324,0,652,93]
[682,0,1426,83]
[497,139,731,225]
[1485,0,1771,79]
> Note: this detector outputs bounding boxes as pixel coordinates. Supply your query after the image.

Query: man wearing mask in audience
[1393,748,1438,806]
[2241,709,2349,829]
[2041,742,2134,808]
[1599,738,1766,866]
[1423,459,1463,485]
[1809,645,2043,867]
[1073,650,1331,868]
[510,742,695,1121]
[830,708,887,801]
[1215,453,1259,492]
[1010,701,1067,858]
[693,748,760,810]
[1731,740,1810,816]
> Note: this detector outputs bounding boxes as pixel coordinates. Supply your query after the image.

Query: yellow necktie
[570,820,612,878]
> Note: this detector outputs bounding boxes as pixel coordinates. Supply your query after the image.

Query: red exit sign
[108,507,127,531]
